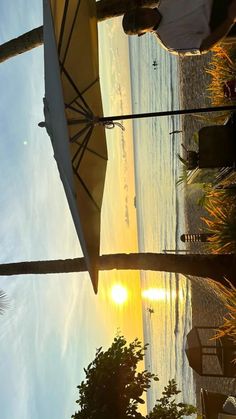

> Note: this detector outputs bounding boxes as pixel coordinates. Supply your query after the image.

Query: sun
[111,284,128,305]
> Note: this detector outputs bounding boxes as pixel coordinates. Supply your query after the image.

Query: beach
[179,53,216,239]
[179,53,236,408]
[191,278,236,408]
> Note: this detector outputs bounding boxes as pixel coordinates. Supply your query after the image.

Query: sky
[0,2,144,418]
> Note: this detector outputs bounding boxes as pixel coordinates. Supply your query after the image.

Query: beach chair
[219,414,236,419]
[201,389,236,419]
[197,112,236,169]
[198,124,236,168]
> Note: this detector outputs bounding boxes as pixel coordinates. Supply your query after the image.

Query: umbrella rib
[68,118,85,125]
[68,101,93,119]
[74,100,93,118]
[72,126,93,165]
[74,126,94,171]
[80,78,99,96]
[71,78,99,103]
[61,65,92,114]
[73,171,100,212]
[61,0,81,67]
[66,103,89,118]
[58,0,69,56]
[72,146,83,166]
[70,124,91,144]
[71,128,100,211]
[86,147,107,161]
[65,77,99,118]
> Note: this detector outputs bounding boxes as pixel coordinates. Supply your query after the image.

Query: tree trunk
[0,27,43,64]
[0,253,235,286]
[0,0,156,63]
[96,0,158,21]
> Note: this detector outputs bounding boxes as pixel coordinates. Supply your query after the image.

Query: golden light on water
[142,288,166,301]
[111,284,128,304]
[142,287,178,301]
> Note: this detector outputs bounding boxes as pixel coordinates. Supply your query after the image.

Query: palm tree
[0,253,235,287]
[0,27,43,64]
[0,0,156,63]
[96,0,158,21]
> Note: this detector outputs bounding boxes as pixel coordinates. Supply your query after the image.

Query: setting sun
[111,284,128,304]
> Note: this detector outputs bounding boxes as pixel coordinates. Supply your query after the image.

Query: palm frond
[201,186,236,253]
[206,44,236,120]
[211,280,236,347]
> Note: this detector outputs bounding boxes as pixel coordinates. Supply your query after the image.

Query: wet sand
[178,53,236,408]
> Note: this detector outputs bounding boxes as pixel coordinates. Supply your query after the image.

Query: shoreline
[178,53,236,408]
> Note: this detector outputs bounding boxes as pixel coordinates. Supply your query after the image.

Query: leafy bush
[147,379,197,419]
[72,336,158,419]
[72,336,196,419]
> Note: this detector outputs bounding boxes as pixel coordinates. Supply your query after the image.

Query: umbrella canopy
[185,347,202,375]
[43,0,108,293]
[185,328,203,374]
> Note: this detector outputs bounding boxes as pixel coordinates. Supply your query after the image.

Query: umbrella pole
[98,104,236,124]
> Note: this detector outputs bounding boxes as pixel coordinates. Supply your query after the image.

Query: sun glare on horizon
[142,287,177,301]
[111,284,128,304]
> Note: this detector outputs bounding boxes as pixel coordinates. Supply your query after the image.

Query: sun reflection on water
[142,287,184,301]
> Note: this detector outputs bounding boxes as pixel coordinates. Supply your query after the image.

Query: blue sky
[0,2,143,418]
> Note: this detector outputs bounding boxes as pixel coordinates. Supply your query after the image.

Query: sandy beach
[178,53,236,408]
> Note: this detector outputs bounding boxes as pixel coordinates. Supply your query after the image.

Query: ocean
[128,34,196,409]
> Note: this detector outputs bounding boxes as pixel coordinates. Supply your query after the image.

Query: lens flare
[111,284,128,304]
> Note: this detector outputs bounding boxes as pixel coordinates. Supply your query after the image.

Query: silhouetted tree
[72,335,196,419]
[148,379,196,419]
[0,253,235,286]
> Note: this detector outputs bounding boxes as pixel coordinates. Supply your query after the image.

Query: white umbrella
[43,0,108,293]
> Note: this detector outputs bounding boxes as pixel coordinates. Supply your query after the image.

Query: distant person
[169,130,182,135]
[147,307,154,315]
[122,0,236,56]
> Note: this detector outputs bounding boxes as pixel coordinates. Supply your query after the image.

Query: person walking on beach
[122,0,236,55]
[169,130,182,135]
